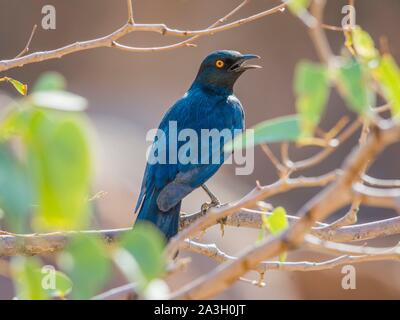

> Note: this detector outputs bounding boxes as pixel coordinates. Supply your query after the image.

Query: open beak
[229,54,262,72]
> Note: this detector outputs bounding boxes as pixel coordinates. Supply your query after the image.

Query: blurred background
[1,0,400,299]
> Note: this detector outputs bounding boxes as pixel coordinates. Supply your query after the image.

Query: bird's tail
[135,188,181,241]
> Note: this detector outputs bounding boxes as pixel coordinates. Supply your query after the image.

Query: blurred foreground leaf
[32,71,66,92]
[338,60,371,114]
[59,235,111,299]
[45,270,73,298]
[12,257,73,300]
[0,76,92,231]
[294,61,330,136]
[0,143,32,232]
[287,0,310,14]
[120,222,166,284]
[24,109,92,230]
[224,115,301,152]
[374,54,400,117]
[142,279,169,300]
[11,257,49,300]
[352,26,379,62]
[31,91,87,111]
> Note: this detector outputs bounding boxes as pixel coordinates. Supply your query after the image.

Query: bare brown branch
[14,24,37,59]
[184,240,400,273]
[0,2,285,73]
[165,171,339,259]
[170,121,400,299]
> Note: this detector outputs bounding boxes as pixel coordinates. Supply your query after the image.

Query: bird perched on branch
[134,50,261,241]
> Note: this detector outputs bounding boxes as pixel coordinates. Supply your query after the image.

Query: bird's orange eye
[215,59,224,68]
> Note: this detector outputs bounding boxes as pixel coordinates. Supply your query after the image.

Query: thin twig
[115,0,253,53]
[184,240,400,273]
[304,234,400,258]
[14,24,37,59]
[260,144,287,176]
[280,142,290,168]
[286,118,362,172]
[307,0,333,65]
[126,0,134,24]
[321,24,344,32]
[0,2,286,73]
[362,175,400,188]
[315,197,361,231]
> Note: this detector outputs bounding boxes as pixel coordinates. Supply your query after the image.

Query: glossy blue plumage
[134,50,259,240]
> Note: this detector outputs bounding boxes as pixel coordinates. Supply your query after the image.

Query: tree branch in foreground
[168,116,400,300]
[183,239,400,273]
[2,206,400,257]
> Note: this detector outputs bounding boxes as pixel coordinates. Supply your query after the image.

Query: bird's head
[191,50,261,94]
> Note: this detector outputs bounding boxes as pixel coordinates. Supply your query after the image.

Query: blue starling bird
[134,50,261,240]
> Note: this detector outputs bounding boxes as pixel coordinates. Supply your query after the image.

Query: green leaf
[287,0,311,14]
[32,72,66,92]
[8,78,28,96]
[25,109,92,230]
[338,60,371,113]
[224,115,301,153]
[0,104,35,140]
[31,91,87,111]
[59,235,111,299]
[0,143,32,232]
[263,207,289,236]
[374,54,400,117]
[352,26,379,62]
[31,267,73,298]
[48,270,73,298]
[120,222,166,283]
[11,257,49,300]
[294,61,330,136]
[0,77,28,95]
[258,207,289,248]
[12,258,73,300]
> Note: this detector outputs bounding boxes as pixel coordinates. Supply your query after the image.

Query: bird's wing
[156,164,221,211]
[156,93,245,212]
[135,94,192,212]
[135,91,244,213]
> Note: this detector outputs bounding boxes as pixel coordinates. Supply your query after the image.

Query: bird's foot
[201,202,210,215]
[200,199,221,214]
